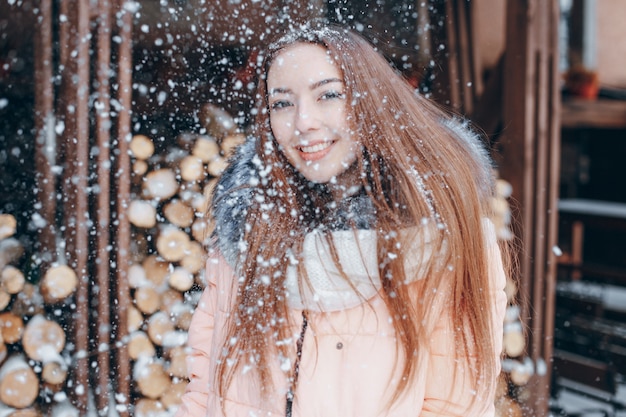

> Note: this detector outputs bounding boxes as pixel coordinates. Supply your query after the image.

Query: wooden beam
[95,0,113,413]
[497,0,561,414]
[33,0,56,269]
[113,1,134,414]
[553,349,616,395]
[56,0,92,412]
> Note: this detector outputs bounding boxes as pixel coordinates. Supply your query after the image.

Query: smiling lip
[297,141,335,161]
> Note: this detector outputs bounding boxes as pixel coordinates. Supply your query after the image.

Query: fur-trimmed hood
[210,118,493,269]
[210,135,258,269]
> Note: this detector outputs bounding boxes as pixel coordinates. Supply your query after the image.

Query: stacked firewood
[0,214,80,415]
[0,102,243,415]
[491,178,514,242]
[491,176,530,417]
[127,104,244,416]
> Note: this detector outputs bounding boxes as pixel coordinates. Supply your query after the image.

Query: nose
[294,100,321,134]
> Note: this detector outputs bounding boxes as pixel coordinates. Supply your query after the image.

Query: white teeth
[300,142,332,153]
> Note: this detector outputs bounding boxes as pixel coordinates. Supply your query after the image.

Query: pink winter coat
[176,224,508,417]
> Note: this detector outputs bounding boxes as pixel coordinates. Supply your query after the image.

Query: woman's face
[266,43,358,185]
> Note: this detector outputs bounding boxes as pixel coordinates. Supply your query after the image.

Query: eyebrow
[268,77,344,96]
[311,77,343,90]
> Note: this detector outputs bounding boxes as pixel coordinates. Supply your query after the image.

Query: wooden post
[429,1,462,110]
[33,0,56,268]
[428,0,477,115]
[113,1,134,415]
[59,0,92,412]
[497,1,561,415]
[95,0,113,413]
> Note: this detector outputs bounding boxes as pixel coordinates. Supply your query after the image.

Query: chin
[300,172,337,184]
[291,162,338,184]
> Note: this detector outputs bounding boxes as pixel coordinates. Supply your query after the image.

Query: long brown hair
[215,23,503,409]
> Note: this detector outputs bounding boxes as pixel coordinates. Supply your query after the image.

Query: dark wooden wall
[498,1,561,415]
[426,2,561,415]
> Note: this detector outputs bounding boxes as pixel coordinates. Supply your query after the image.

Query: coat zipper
[286,311,308,417]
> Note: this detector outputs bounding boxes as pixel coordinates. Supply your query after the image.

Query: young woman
[176,23,509,417]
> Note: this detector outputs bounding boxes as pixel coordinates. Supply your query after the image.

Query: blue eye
[270,100,292,111]
[320,91,345,100]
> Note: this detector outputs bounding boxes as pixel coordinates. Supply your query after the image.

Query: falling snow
[0,0,565,415]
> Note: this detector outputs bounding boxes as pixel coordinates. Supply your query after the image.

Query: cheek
[269,115,292,145]
[335,108,352,134]
[345,130,361,161]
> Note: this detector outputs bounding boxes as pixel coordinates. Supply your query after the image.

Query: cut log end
[156,228,190,263]
[128,200,157,229]
[22,316,66,361]
[40,265,78,304]
[130,135,155,160]
[0,214,17,241]
[0,359,39,409]
[41,360,68,387]
[503,328,526,358]
[0,312,24,345]
[134,359,171,399]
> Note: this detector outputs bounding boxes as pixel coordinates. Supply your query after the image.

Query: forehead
[267,43,341,84]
